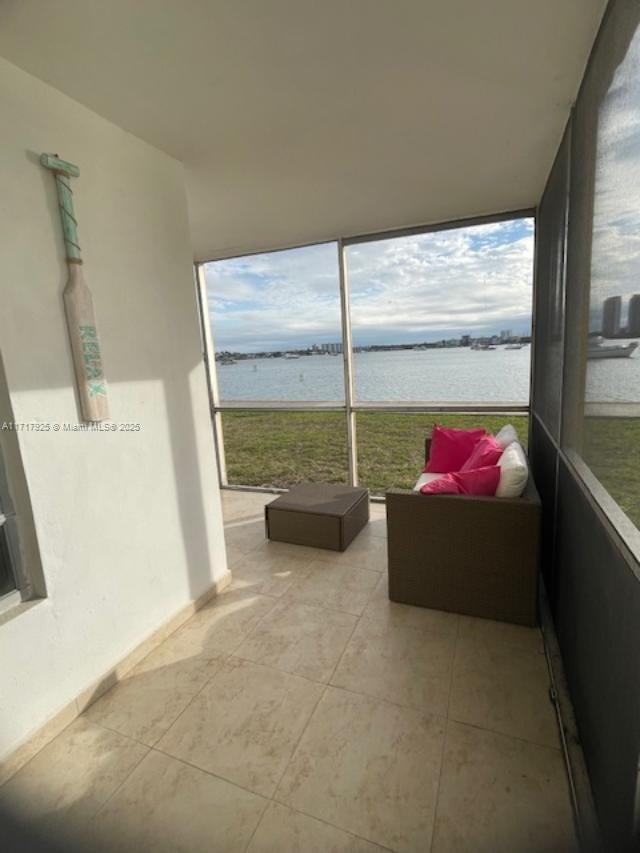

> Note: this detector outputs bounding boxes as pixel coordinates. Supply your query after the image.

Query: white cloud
[205,219,534,351]
[588,23,640,329]
[347,220,533,343]
[205,242,342,351]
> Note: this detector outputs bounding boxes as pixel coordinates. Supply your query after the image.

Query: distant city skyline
[216,329,531,361]
[599,294,640,338]
[205,218,534,353]
[214,328,528,358]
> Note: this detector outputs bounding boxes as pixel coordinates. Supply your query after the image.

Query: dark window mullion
[0,515,17,597]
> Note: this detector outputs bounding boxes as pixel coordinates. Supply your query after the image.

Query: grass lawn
[221,410,639,530]
[221,412,349,488]
[221,411,528,495]
[583,417,640,529]
[356,413,528,494]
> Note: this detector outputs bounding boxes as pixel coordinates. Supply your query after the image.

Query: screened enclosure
[199,216,534,495]
[530,2,640,848]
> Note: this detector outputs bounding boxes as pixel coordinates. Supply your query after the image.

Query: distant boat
[219,357,236,365]
[505,344,524,350]
[472,344,496,351]
[284,353,300,359]
[588,339,638,360]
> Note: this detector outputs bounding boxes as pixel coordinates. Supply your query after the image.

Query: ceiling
[0,0,606,260]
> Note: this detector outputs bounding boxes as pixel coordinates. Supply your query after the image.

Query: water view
[217,346,530,402]
[206,217,639,528]
[216,344,639,404]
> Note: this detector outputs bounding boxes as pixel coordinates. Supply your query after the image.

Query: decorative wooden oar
[41,154,109,422]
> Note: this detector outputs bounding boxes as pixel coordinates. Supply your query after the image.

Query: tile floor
[0,490,578,852]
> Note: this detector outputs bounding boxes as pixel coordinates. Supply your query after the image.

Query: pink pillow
[425,425,486,473]
[420,465,501,496]
[420,473,465,494]
[460,435,503,472]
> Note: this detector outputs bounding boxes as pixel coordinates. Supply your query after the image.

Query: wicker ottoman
[265,483,369,551]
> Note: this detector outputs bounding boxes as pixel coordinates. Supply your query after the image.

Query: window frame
[196,208,535,492]
[0,455,21,613]
[557,3,640,564]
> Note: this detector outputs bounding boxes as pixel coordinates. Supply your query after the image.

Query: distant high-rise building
[602,296,622,338]
[500,329,513,342]
[321,342,342,354]
[628,294,640,336]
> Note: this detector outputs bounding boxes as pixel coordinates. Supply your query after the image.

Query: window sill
[0,588,21,615]
[0,593,43,627]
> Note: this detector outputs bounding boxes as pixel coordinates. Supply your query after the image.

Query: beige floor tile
[276,686,445,852]
[314,534,388,573]
[361,514,387,538]
[432,722,577,853]
[286,560,379,615]
[230,550,314,597]
[249,537,327,563]
[368,502,387,519]
[222,491,273,524]
[91,750,266,852]
[0,718,148,843]
[363,573,459,636]
[157,659,323,797]
[331,617,455,715]
[0,698,80,788]
[165,587,278,657]
[226,542,249,569]
[84,640,226,746]
[234,600,357,682]
[458,614,544,653]
[449,637,559,748]
[248,802,388,852]
[135,623,227,672]
[224,518,268,554]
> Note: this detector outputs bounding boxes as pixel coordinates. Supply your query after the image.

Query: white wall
[0,57,227,760]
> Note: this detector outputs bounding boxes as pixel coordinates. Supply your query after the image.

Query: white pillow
[413,472,443,492]
[495,423,519,449]
[496,441,529,498]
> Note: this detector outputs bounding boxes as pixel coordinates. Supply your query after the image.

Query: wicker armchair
[385,439,541,626]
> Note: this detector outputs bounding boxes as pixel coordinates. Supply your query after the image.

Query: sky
[589,21,640,331]
[205,217,534,352]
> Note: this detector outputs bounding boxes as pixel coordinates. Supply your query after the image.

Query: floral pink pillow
[460,435,503,472]
[420,465,501,496]
[425,425,486,473]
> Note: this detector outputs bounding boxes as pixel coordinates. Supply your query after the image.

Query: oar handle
[40,153,82,263]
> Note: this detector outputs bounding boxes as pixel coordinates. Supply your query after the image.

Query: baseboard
[0,570,232,787]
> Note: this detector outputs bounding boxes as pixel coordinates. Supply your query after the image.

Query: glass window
[531,129,570,441]
[221,412,348,489]
[357,412,528,496]
[565,13,640,533]
[204,243,344,402]
[346,219,534,404]
[202,217,534,491]
[0,464,16,597]
[0,523,16,598]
